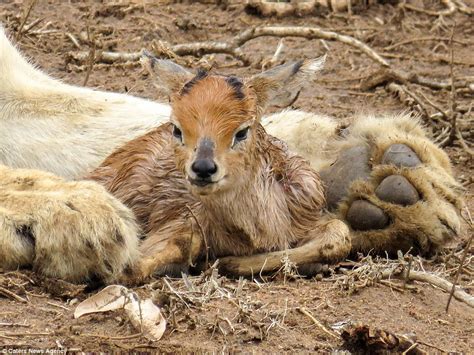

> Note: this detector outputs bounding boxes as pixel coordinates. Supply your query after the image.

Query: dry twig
[0,286,28,303]
[446,207,474,312]
[297,307,339,339]
[386,83,430,118]
[66,32,81,49]
[82,44,96,87]
[185,204,209,270]
[15,0,38,42]
[384,36,470,51]
[453,0,474,14]
[360,68,471,91]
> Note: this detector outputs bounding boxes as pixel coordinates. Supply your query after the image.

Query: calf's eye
[172,124,183,142]
[234,127,249,143]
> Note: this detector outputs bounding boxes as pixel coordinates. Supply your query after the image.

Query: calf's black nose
[191,159,217,179]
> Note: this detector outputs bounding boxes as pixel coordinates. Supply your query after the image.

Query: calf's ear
[141,51,194,95]
[245,55,326,117]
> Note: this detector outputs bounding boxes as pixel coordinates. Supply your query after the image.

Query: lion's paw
[0,165,140,284]
[320,115,464,256]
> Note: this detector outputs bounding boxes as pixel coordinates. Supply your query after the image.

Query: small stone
[68,298,79,306]
[69,325,81,335]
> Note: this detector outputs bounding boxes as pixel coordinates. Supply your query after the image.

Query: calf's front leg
[217,218,350,277]
[136,222,203,280]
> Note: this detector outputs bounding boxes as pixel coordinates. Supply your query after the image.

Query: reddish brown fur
[172,76,257,150]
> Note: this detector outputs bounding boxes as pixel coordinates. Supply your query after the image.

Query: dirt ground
[0,0,473,353]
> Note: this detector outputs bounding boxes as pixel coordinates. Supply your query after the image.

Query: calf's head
[143,53,325,196]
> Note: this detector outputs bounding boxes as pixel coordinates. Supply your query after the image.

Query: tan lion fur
[0,26,169,180]
[0,164,140,283]
[262,110,338,170]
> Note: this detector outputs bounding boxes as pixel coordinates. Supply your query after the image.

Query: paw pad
[375,175,420,206]
[382,144,421,167]
[346,200,389,231]
[320,145,371,210]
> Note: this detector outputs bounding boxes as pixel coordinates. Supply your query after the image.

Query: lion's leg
[0,165,140,284]
[0,206,35,270]
[217,218,350,277]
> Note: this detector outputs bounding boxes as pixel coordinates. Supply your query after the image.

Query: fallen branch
[261,39,284,70]
[68,62,139,72]
[380,52,474,66]
[0,332,54,337]
[68,25,389,68]
[0,322,30,328]
[65,32,81,49]
[82,29,96,87]
[234,26,389,67]
[79,332,142,340]
[446,25,458,147]
[22,18,43,34]
[245,0,377,15]
[386,83,430,119]
[68,50,143,64]
[455,128,474,157]
[384,36,471,51]
[453,0,474,14]
[245,0,319,17]
[417,90,449,120]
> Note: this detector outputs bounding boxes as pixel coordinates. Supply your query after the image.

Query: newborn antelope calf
[90,55,351,279]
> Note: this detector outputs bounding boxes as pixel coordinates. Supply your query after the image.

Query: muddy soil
[0,0,473,353]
